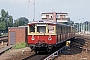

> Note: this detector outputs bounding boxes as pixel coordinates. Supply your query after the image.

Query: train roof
[28,20,74,27]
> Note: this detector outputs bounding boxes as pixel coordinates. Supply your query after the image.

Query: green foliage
[5,49,10,52]
[14,17,29,27]
[0,9,29,33]
[1,9,8,17]
[0,9,13,32]
[12,42,27,49]
[0,21,7,30]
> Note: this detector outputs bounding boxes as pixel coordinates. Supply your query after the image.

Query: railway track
[0,36,8,38]
[22,53,49,60]
[0,36,8,44]
[44,46,66,60]
[23,46,66,60]
[23,35,90,60]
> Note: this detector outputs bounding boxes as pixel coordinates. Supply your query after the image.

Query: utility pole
[33,0,35,21]
[28,0,30,22]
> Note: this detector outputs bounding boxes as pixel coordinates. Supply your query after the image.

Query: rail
[0,36,8,38]
[0,45,13,55]
[22,54,48,60]
[44,46,67,60]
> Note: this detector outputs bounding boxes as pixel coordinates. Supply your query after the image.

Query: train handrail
[44,46,67,60]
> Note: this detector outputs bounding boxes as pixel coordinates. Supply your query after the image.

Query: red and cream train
[27,20,75,53]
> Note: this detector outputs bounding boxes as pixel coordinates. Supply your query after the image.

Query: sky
[0,0,90,23]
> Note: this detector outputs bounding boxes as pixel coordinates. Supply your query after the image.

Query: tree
[8,15,13,27]
[0,9,13,32]
[0,22,7,30]
[14,17,29,27]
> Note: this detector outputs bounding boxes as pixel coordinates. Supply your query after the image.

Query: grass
[12,42,27,49]
[5,49,10,52]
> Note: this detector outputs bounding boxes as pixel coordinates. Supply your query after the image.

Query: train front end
[27,21,56,53]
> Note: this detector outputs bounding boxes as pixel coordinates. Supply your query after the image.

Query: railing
[44,46,67,60]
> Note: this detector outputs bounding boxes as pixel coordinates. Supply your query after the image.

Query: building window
[51,16,52,18]
[46,15,49,20]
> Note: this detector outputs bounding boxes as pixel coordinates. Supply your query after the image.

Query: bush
[12,42,27,49]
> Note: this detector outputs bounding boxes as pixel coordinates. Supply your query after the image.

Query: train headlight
[48,38,52,41]
[31,35,35,40]
[31,38,35,40]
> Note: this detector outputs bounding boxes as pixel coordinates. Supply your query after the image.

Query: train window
[56,26,59,33]
[37,26,46,33]
[58,26,59,33]
[63,27,65,34]
[59,26,61,34]
[37,24,46,33]
[61,26,62,34]
[62,27,64,34]
[48,25,54,33]
[64,27,66,34]
[30,24,35,33]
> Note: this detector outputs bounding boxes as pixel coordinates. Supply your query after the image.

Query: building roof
[28,20,72,27]
[41,12,68,14]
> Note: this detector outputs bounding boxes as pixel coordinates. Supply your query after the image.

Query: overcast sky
[0,0,90,23]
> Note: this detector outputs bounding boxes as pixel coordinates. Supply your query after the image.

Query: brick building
[8,26,28,45]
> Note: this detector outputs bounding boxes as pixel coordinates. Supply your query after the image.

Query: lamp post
[78,18,85,34]
[88,22,90,33]
[82,18,85,33]
[87,21,90,34]
[79,19,80,34]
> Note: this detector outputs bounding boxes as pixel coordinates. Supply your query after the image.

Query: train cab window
[37,24,46,33]
[30,24,35,33]
[48,25,54,33]
[37,26,46,33]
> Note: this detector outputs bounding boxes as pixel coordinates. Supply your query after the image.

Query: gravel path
[0,47,35,60]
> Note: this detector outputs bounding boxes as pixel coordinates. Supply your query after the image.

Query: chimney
[53,12,56,22]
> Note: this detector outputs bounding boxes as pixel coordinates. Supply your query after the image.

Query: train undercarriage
[29,37,75,54]
[29,39,72,53]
